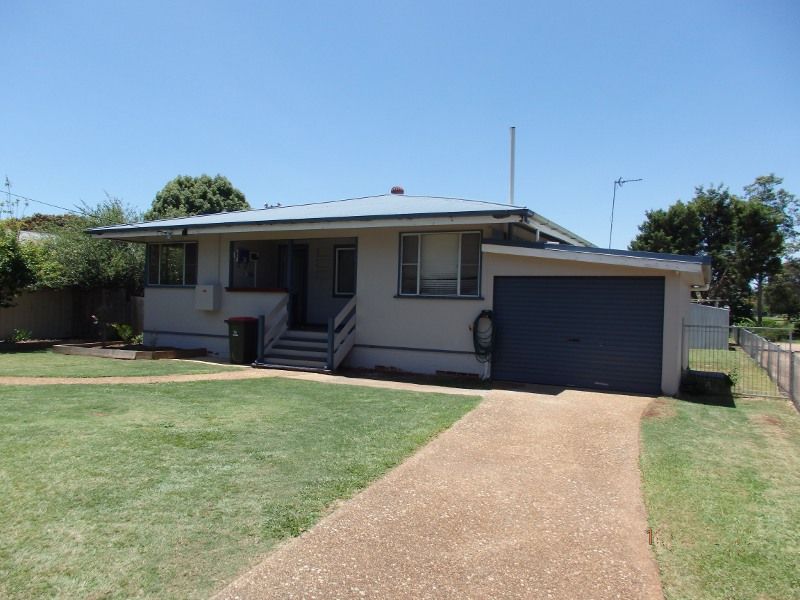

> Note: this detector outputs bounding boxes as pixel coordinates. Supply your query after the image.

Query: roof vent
[390,186,405,195]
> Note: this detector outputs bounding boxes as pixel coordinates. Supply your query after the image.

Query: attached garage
[492,276,664,394]
[483,242,712,396]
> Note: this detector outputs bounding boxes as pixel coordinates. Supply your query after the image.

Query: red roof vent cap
[390,186,405,195]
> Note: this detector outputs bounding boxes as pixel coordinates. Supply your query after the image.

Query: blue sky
[2,1,798,247]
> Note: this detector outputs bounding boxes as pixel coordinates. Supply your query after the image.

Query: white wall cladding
[142,225,695,394]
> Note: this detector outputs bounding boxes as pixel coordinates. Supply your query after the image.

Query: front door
[279,244,309,327]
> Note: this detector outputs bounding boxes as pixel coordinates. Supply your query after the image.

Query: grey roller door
[493,277,664,394]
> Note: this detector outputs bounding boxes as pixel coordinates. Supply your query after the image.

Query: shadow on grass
[677,392,737,408]
[679,370,737,408]
[337,367,492,391]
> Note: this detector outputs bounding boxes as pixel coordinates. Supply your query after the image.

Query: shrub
[5,328,32,343]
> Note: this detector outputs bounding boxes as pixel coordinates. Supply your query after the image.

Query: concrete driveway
[214,388,662,600]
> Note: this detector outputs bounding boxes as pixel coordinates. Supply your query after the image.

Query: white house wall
[349,229,692,394]
[143,225,693,394]
[144,232,358,355]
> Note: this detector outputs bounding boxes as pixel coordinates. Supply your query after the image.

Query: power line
[0,189,84,215]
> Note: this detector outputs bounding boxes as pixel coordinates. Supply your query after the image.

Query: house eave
[482,242,710,286]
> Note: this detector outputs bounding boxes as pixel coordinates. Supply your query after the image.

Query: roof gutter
[89,212,530,240]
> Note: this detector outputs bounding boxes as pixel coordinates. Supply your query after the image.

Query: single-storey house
[90,190,710,395]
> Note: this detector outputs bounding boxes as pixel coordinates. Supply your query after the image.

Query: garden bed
[52,342,206,360]
[0,339,67,353]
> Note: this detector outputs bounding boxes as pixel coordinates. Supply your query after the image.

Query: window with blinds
[399,232,481,297]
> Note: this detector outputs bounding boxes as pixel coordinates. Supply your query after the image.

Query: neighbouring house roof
[482,240,712,288]
[88,194,594,246]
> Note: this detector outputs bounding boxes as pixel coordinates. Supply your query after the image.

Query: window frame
[145,242,198,287]
[333,245,357,297]
[397,231,482,298]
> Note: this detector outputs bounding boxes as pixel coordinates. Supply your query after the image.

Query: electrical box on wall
[195,285,220,311]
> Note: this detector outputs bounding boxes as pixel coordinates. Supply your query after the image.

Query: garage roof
[483,240,712,287]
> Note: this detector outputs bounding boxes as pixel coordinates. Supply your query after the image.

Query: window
[399,232,481,297]
[334,246,356,296]
[146,242,198,286]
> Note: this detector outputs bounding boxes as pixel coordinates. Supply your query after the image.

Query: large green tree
[735,199,784,322]
[0,227,34,307]
[743,174,798,255]
[765,259,800,319]
[145,174,249,221]
[626,200,702,254]
[630,176,790,322]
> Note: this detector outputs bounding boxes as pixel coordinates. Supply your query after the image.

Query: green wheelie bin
[225,316,258,364]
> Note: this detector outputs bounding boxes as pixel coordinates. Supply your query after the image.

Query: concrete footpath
[214,388,663,600]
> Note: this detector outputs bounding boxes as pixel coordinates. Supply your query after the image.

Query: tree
[628,200,702,254]
[735,199,784,323]
[765,260,800,319]
[0,227,34,308]
[145,174,249,221]
[630,176,791,321]
[743,174,799,255]
[28,196,145,294]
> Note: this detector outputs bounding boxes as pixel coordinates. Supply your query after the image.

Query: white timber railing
[327,295,357,371]
[258,294,289,361]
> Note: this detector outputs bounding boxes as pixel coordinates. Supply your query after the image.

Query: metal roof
[86,194,592,245]
[486,240,711,264]
[89,194,528,233]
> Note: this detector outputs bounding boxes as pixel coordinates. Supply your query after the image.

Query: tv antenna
[608,177,642,248]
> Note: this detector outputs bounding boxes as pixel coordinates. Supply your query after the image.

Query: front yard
[0,349,236,378]
[641,395,800,599]
[0,378,479,599]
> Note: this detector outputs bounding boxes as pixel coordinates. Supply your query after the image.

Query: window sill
[225,287,289,293]
[393,294,484,300]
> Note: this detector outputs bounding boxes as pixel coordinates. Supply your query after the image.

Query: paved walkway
[214,388,663,600]
[0,367,480,395]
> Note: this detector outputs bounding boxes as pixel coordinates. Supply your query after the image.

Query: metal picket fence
[683,324,800,409]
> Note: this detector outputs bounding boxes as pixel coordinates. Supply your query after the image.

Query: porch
[228,236,356,329]
[227,236,357,372]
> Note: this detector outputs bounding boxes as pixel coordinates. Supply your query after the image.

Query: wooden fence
[0,289,142,340]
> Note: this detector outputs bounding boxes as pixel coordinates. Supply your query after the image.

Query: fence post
[681,319,687,371]
[791,331,795,404]
[768,339,772,378]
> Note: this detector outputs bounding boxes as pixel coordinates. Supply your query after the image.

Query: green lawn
[641,395,800,599]
[0,378,479,599]
[0,349,236,377]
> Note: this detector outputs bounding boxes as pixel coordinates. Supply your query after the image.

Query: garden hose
[472,310,494,364]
